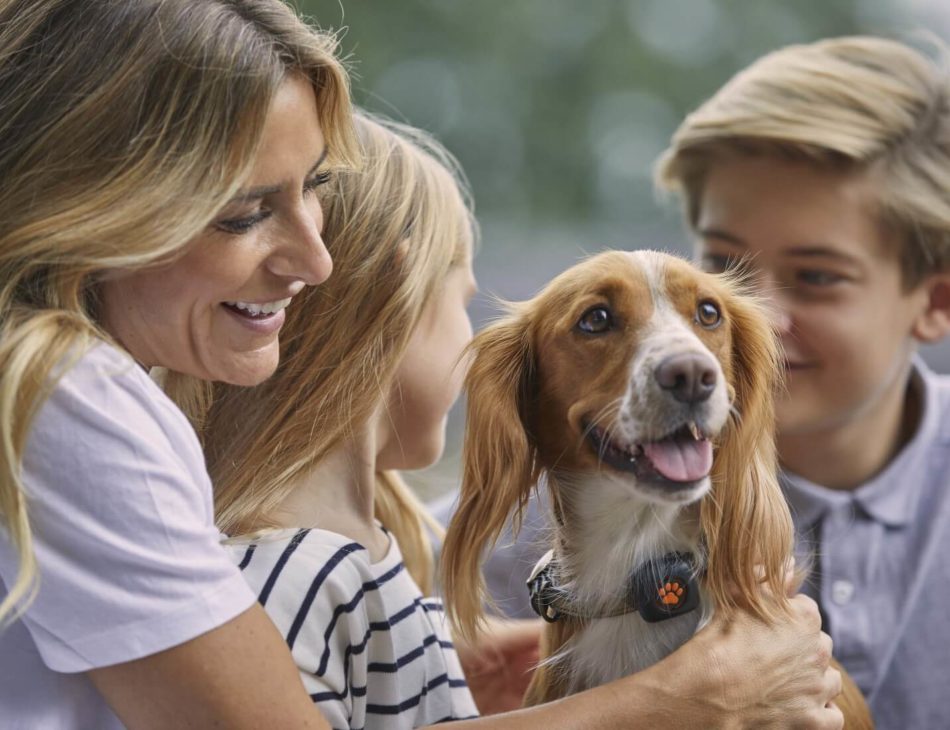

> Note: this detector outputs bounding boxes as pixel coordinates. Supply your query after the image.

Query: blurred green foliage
[302,0,947,243]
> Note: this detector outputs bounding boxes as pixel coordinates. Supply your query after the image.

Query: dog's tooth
[688,422,701,440]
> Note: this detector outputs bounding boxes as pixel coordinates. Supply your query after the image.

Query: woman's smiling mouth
[222,297,292,334]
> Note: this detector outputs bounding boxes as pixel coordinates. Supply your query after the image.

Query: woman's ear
[912,272,950,343]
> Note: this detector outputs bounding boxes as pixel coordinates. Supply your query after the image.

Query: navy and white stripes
[225,527,478,729]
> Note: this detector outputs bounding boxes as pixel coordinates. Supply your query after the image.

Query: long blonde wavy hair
[206,113,476,594]
[0,0,357,625]
[656,35,950,286]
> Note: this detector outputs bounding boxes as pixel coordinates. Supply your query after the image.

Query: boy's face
[694,154,930,436]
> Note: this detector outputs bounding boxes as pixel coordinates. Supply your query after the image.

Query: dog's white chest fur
[550,473,713,694]
[565,608,705,693]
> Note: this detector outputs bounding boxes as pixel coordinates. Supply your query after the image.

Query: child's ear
[912,271,950,343]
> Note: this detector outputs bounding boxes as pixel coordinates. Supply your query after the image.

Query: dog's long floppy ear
[701,282,794,622]
[441,304,540,642]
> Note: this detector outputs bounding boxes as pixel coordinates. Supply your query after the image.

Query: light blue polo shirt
[784,359,950,730]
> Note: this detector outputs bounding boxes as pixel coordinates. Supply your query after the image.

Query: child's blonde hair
[0,0,356,624]
[206,112,477,593]
[656,35,950,288]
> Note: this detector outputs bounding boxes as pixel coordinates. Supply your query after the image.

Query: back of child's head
[656,35,950,288]
[206,112,476,591]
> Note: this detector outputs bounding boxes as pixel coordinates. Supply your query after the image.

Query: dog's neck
[543,470,710,691]
[551,470,704,608]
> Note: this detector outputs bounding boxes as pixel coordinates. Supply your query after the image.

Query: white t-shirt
[225,527,479,730]
[0,342,256,729]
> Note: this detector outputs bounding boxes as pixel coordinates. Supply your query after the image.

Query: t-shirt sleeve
[0,345,256,672]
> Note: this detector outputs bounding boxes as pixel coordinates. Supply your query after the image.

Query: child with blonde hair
[206,113,480,728]
[203,112,842,730]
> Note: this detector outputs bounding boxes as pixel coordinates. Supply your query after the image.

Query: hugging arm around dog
[0,2,841,729]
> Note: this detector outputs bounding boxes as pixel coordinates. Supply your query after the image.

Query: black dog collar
[526,549,701,624]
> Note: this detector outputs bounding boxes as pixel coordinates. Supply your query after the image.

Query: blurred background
[302,0,950,500]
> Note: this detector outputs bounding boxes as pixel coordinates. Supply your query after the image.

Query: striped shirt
[225,527,478,730]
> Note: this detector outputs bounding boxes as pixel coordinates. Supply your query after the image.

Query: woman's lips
[221,302,286,335]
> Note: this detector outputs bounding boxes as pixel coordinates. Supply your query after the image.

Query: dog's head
[443,250,794,640]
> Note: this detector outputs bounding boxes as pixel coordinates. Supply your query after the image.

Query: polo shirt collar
[781,357,935,530]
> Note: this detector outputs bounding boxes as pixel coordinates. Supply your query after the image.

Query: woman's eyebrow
[228,148,329,203]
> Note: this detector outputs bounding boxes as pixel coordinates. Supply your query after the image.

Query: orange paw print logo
[658,581,685,606]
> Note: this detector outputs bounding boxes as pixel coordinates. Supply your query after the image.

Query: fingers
[818,631,834,669]
[814,702,845,730]
[824,665,842,704]
[789,592,823,632]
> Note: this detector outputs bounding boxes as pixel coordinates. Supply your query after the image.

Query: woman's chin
[209,347,280,387]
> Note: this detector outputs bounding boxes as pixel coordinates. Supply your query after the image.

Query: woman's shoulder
[51,340,192,435]
[28,339,204,476]
[21,338,212,523]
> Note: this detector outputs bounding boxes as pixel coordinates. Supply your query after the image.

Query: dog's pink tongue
[641,438,713,482]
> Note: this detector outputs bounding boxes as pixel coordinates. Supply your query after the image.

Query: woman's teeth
[224,297,291,317]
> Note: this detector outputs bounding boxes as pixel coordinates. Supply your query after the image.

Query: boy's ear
[912,272,950,343]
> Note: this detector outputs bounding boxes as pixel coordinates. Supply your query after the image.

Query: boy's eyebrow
[784,246,862,265]
[696,227,746,247]
[698,228,862,265]
[228,148,329,203]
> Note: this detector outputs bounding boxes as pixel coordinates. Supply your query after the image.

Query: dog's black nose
[655,353,717,404]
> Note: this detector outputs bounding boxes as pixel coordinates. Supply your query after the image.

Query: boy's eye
[303,170,333,194]
[797,269,843,286]
[699,253,739,274]
[215,210,272,235]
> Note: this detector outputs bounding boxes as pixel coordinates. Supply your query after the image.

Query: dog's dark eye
[577,306,613,334]
[696,300,721,329]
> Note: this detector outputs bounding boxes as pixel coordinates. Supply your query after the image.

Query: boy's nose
[757,276,793,334]
[766,302,793,334]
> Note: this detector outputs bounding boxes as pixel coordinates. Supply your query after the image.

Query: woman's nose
[267,205,333,286]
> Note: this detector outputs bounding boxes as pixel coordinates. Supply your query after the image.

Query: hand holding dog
[646,592,843,729]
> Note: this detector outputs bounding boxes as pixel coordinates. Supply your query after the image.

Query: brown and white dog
[442,250,871,726]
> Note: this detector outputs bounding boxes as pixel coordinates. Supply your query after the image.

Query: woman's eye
[696,300,722,329]
[215,210,272,235]
[577,306,613,334]
[303,170,333,194]
[797,269,843,286]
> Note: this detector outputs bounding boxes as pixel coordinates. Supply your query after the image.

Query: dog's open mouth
[585,422,713,485]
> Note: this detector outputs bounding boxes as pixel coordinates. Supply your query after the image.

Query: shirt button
[831,580,854,605]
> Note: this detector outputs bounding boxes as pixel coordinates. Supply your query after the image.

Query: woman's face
[99,74,333,386]
[695,154,930,436]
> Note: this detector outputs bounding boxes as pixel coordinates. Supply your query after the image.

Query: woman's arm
[446,593,842,729]
[90,604,332,730]
[91,593,840,730]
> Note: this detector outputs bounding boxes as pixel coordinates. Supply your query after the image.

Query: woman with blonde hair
[0,1,361,727]
[205,112,845,729]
